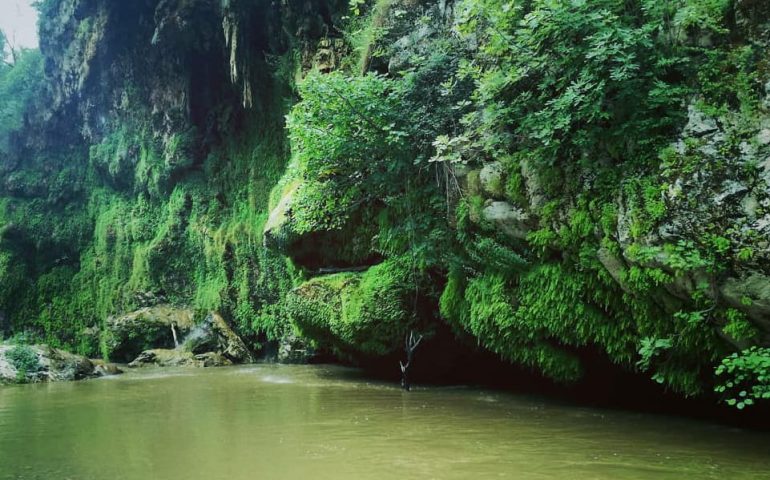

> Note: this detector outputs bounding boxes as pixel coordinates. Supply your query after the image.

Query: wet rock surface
[128,349,232,368]
[178,312,255,363]
[91,359,124,377]
[277,331,315,364]
[0,344,96,384]
[105,305,196,362]
[103,304,255,367]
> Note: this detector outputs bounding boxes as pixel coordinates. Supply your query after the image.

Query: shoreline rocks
[105,305,196,362]
[104,306,255,364]
[128,348,232,368]
[1,344,96,384]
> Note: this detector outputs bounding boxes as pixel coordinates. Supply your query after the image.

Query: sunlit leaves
[715,347,770,409]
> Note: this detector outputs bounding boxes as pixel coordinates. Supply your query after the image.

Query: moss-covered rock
[127,348,232,368]
[480,201,534,240]
[0,344,95,384]
[263,181,301,250]
[264,156,381,271]
[721,274,770,335]
[479,162,505,199]
[182,312,255,363]
[104,307,254,363]
[286,259,417,357]
[276,330,315,363]
[105,305,194,362]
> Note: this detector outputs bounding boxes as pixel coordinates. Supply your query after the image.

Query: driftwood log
[399,330,423,391]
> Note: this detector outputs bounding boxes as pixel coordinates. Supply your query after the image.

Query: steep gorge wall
[2,0,770,407]
[265,0,770,405]
[0,0,344,354]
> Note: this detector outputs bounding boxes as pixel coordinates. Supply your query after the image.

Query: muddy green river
[1,364,769,479]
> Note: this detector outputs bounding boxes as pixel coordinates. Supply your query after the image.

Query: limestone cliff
[2,0,770,407]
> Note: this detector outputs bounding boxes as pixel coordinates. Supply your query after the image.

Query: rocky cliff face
[444,0,770,393]
[0,0,343,356]
[2,0,770,406]
[264,0,770,402]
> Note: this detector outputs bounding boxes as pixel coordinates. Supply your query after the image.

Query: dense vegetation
[1,0,770,408]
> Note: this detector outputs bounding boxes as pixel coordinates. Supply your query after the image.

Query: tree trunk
[400,331,423,391]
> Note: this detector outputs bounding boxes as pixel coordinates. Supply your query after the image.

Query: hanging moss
[2,0,769,408]
[286,259,418,357]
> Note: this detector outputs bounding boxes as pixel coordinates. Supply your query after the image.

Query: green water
[1,364,769,479]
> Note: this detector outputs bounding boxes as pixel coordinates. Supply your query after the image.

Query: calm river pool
[1,364,769,479]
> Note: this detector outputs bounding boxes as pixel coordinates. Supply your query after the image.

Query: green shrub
[7,345,40,382]
[715,347,770,409]
[0,49,44,156]
[721,309,759,344]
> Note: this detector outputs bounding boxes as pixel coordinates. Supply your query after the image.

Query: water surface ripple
[1,364,768,479]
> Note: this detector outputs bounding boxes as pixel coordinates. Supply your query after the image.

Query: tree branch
[325,81,385,133]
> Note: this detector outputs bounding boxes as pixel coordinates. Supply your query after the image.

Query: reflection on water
[1,364,769,480]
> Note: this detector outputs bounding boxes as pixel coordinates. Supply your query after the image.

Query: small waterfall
[171,323,179,349]
[177,323,212,352]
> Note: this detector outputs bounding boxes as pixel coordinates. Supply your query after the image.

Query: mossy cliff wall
[0,0,346,355]
[2,0,770,407]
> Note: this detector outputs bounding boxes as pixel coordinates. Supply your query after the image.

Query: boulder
[90,358,123,377]
[105,305,254,365]
[206,313,254,362]
[286,259,417,358]
[105,305,195,362]
[479,162,505,198]
[597,246,631,294]
[683,104,719,137]
[195,352,233,368]
[277,331,315,364]
[263,178,380,270]
[721,274,770,331]
[0,344,95,384]
[714,180,749,206]
[178,312,254,363]
[481,201,533,240]
[128,348,232,368]
[129,348,197,367]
